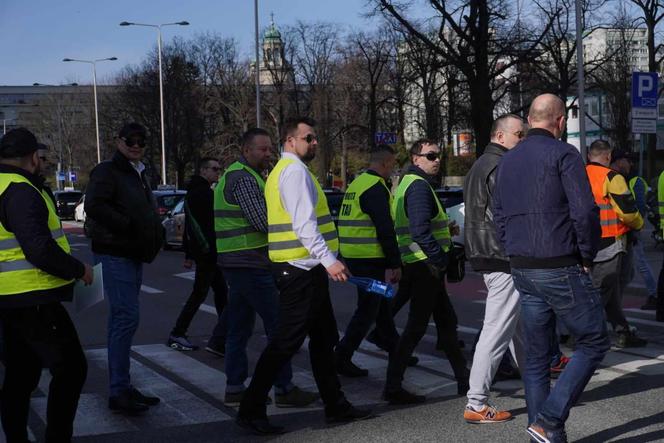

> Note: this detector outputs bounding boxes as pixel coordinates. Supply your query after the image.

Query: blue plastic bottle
[348,276,394,298]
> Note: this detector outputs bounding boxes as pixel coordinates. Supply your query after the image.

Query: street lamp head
[119,21,133,26]
[177,21,189,26]
[62,58,73,62]
[109,57,118,61]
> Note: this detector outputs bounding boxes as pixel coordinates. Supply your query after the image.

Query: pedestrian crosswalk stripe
[174,271,196,281]
[140,285,164,294]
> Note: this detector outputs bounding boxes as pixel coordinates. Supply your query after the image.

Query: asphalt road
[7,222,664,443]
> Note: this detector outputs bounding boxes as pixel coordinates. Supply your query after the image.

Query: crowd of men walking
[0,92,663,442]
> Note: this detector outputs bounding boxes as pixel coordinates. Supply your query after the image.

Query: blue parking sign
[632,72,658,108]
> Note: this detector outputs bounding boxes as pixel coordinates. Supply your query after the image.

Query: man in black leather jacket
[462,114,527,424]
[85,123,164,415]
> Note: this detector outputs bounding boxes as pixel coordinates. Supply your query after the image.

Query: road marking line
[140,285,164,294]
[174,271,196,281]
[200,303,217,315]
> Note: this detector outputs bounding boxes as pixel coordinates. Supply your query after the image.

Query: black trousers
[172,260,227,337]
[238,264,348,419]
[385,261,467,392]
[0,302,87,443]
[336,261,399,359]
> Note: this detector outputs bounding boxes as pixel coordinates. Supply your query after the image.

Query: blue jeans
[95,254,142,397]
[222,268,292,394]
[633,233,657,297]
[512,266,610,429]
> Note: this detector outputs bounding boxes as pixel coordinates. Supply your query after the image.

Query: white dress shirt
[278,152,337,270]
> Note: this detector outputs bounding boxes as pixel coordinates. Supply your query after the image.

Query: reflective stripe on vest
[392,174,451,264]
[338,172,393,259]
[586,164,629,238]
[214,161,268,253]
[0,173,74,296]
[265,157,338,262]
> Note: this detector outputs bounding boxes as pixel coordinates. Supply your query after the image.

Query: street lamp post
[120,20,189,186]
[62,57,117,164]
[254,0,261,128]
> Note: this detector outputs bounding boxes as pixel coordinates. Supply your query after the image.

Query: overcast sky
[0,0,396,85]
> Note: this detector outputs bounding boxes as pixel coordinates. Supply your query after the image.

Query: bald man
[493,94,609,442]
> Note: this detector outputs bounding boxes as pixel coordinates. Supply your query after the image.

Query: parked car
[153,190,187,219]
[436,186,464,244]
[53,190,83,220]
[162,198,186,250]
[74,195,86,222]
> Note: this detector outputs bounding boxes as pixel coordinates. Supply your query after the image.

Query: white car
[74,195,86,222]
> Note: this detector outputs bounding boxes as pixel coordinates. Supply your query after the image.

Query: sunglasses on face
[415,151,441,161]
[299,134,318,143]
[121,137,146,148]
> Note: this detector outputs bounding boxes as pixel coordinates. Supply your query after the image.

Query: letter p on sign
[639,76,654,97]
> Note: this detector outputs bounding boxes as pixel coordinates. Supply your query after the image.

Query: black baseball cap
[118,122,147,139]
[0,128,40,158]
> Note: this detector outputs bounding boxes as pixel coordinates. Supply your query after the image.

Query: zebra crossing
[7,315,664,442]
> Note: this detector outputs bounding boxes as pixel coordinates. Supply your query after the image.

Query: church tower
[259,14,291,86]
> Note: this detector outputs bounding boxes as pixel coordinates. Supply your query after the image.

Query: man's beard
[301,150,316,162]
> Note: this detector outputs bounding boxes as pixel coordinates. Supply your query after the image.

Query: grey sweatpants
[466,271,525,409]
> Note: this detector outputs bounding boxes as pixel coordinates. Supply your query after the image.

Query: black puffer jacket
[85,150,164,263]
[463,143,510,273]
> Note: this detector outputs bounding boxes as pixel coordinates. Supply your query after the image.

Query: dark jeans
[172,260,227,342]
[238,264,348,419]
[336,261,399,359]
[512,266,610,429]
[591,253,629,331]
[222,268,292,393]
[0,303,87,443]
[385,261,467,392]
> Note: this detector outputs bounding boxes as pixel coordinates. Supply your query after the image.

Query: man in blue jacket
[493,94,610,443]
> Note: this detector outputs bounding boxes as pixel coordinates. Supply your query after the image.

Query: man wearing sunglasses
[85,123,164,415]
[463,114,526,424]
[237,117,371,435]
[167,157,228,353]
[385,139,467,404]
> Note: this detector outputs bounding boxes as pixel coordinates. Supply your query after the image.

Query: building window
[571,106,579,119]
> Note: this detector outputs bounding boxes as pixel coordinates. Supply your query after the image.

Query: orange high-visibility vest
[586,164,630,238]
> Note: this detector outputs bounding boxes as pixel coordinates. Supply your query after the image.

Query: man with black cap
[0,127,93,442]
[85,123,165,414]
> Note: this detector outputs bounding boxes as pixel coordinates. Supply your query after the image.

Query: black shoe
[205,340,225,357]
[641,296,657,311]
[326,405,374,423]
[336,357,369,377]
[109,391,149,415]
[407,356,419,367]
[383,388,426,405]
[236,416,286,435]
[616,331,647,348]
[130,387,160,406]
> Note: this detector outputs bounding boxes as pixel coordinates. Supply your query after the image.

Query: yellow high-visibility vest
[393,174,451,264]
[0,173,74,295]
[265,157,338,262]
